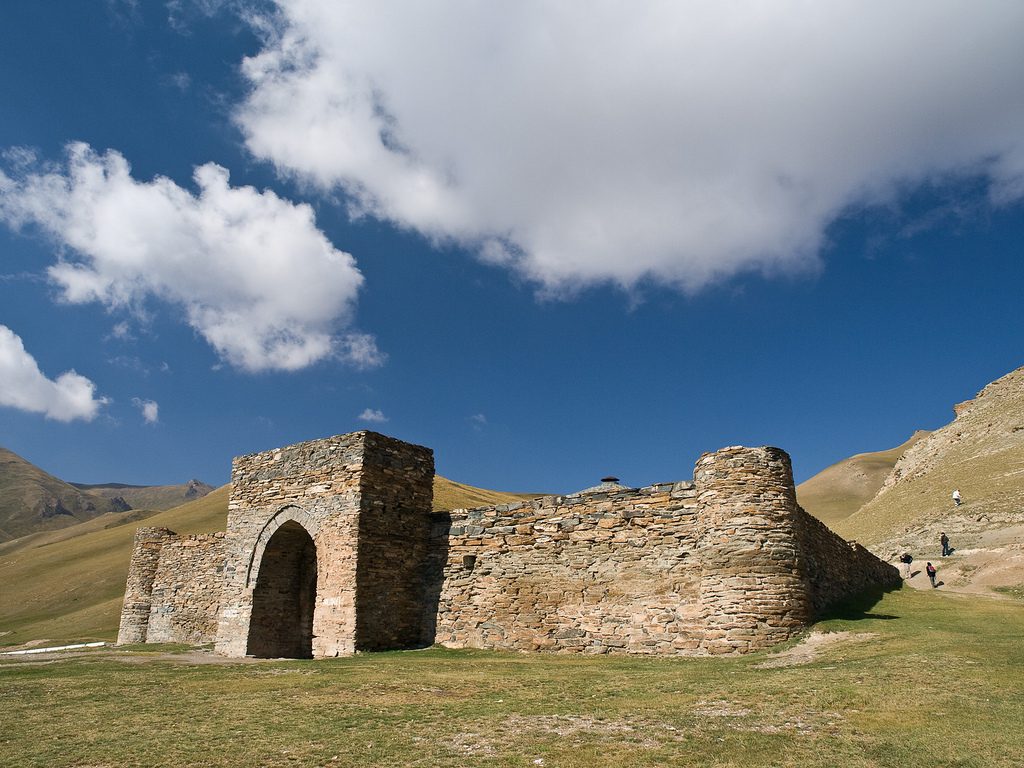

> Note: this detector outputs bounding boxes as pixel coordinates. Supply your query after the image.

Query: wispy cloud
[338,332,386,370]
[131,397,159,424]
[358,408,388,423]
[469,413,487,431]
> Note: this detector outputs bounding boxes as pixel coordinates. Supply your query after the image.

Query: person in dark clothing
[899,552,913,579]
[926,562,938,588]
[940,532,950,557]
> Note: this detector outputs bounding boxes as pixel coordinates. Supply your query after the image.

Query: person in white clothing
[952,489,962,507]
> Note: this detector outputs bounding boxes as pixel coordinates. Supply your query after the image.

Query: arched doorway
[246,521,317,658]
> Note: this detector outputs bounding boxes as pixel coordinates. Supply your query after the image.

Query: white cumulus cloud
[358,407,388,423]
[0,142,376,372]
[0,325,109,421]
[132,397,160,424]
[237,1,1024,293]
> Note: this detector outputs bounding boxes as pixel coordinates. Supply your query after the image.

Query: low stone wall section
[146,533,226,645]
[425,482,705,655]
[794,509,902,615]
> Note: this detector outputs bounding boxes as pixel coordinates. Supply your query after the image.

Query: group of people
[898,529,953,589]
[895,488,967,588]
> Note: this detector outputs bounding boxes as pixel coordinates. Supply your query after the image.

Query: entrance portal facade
[213,431,434,658]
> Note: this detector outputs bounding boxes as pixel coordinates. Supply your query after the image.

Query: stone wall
[117,527,177,645]
[214,432,368,658]
[214,431,433,658]
[354,432,434,651]
[694,447,812,654]
[119,431,900,658]
[145,533,225,644]
[425,482,705,655]
[794,509,902,614]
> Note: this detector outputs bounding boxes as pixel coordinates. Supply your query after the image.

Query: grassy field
[2,588,1022,768]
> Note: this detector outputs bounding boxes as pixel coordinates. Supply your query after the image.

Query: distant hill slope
[71,479,214,512]
[796,431,930,527]
[0,447,126,542]
[0,447,214,543]
[0,475,539,647]
[433,477,536,511]
[837,365,1024,580]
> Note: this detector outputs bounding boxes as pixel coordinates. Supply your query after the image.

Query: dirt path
[889,524,1024,598]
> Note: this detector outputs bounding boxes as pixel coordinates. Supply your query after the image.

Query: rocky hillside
[0,447,214,543]
[837,365,1024,594]
[796,431,929,527]
[0,447,127,542]
[71,479,214,512]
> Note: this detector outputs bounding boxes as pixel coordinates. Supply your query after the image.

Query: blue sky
[1,2,1022,493]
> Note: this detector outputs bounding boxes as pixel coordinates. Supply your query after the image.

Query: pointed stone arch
[245,509,319,658]
[245,505,320,588]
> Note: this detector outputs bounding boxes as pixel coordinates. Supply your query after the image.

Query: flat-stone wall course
[146,533,225,644]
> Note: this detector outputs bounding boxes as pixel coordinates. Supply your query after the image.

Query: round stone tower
[694,446,811,654]
[117,527,177,645]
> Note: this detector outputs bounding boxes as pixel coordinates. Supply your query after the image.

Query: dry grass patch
[2,588,1023,767]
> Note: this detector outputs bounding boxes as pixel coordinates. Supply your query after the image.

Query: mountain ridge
[0,446,214,543]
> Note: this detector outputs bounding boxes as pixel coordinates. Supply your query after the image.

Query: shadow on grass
[819,587,901,622]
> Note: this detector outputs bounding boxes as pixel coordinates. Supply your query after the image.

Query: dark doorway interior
[246,521,317,658]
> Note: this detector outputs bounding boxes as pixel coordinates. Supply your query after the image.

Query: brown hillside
[837,365,1024,596]
[71,479,215,512]
[0,447,126,542]
[796,431,929,527]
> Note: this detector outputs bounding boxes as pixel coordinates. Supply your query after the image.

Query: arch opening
[246,521,317,658]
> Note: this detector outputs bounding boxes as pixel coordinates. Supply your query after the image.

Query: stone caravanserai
[117,431,899,658]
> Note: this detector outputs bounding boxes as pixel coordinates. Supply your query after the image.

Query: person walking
[926,562,938,588]
[899,552,913,579]
[952,489,962,507]
[940,532,950,557]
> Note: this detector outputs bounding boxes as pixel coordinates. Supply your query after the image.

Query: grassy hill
[0,476,537,648]
[0,447,126,542]
[796,431,929,527]
[838,365,1024,558]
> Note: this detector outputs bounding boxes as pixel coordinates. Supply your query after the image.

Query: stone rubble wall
[215,432,370,658]
[118,431,901,658]
[145,533,225,644]
[117,527,177,645]
[793,509,902,614]
[424,482,705,655]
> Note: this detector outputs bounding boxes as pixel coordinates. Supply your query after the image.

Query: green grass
[1,588,1022,768]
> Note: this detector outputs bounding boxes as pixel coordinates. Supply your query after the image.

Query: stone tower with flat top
[213,431,433,658]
